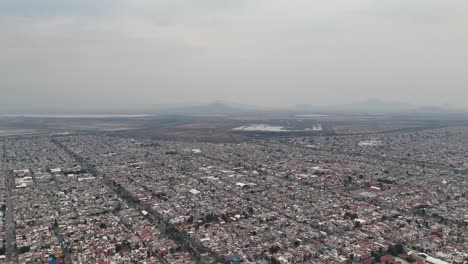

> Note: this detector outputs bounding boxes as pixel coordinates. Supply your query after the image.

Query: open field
[1,113,468,142]
[0,129,43,137]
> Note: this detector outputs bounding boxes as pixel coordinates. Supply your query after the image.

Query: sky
[0,0,467,112]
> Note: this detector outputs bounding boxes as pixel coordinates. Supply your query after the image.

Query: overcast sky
[0,0,467,112]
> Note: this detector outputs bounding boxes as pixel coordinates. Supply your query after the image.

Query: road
[31,169,74,264]
[48,172,74,264]
[51,137,225,264]
[52,224,74,264]
[3,140,17,263]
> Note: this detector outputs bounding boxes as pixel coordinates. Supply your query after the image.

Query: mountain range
[156,99,459,116]
[0,99,462,116]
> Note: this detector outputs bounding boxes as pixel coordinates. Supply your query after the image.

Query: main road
[51,137,225,264]
[3,140,17,263]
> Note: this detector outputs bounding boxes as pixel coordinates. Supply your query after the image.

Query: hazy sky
[1,0,467,112]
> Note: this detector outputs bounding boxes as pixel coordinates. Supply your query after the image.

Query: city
[1,1,468,263]
[0,120,466,263]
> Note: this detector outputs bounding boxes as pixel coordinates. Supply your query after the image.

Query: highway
[3,140,17,263]
[52,224,74,264]
[31,169,74,264]
[48,172,74,264]
[51,137,225,264]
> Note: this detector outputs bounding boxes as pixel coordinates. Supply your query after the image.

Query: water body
[0,114,154,118]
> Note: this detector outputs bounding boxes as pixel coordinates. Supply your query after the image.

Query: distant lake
[0,114,154,118]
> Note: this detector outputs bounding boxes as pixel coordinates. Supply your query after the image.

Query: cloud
[0,1,467,111]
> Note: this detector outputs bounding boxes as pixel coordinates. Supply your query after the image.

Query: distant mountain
[293,99,416,113]
[2,99,463,116]
[341,99,414,112]
[418,105,444,112]
[156,101,267,115]
[158,99,450,116]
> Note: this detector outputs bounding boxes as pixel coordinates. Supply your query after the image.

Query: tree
[269,245,281,254]
[387,245,396,256]
[242,211,250,219]
[0,245,6,255]
[395,244,404,254]
[345,212,358,220]
[354,221,362,229]
[387,244,404,256]
[115,244,122,253]
[187,216,194,224]
[19,246,31,254]
[221,214,228,222]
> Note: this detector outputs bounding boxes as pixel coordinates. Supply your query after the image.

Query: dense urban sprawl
[1,127,467,263]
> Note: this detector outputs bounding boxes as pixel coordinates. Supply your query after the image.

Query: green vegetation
[344,212,358,220]
[0,245,6,255]
[18,245,31,254]
[269,245,281,254]
[354,221,362,229]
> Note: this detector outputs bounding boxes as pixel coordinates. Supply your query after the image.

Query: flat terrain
[1,112,467,263]
[2,113,468,141]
